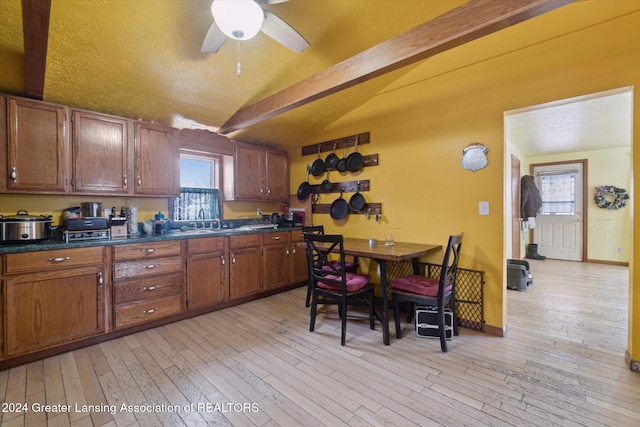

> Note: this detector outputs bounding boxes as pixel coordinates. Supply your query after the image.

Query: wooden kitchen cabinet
[134,121,179,196]
[289,229,309,285]
[231,142,289,201]
[112,240,184,329]
[229,233,262,299]
[262,231,291,291]
[186,236,228,311]
[5,96,68,193]
[3,247,106,357]
[71,109,132,194]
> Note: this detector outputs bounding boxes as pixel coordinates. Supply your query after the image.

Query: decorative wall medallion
[461,143,489,172]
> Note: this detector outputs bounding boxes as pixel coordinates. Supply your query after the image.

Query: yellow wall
[527,147,631,264]
[289,2,640,356]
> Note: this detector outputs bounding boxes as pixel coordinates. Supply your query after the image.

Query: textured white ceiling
[506,88,633,156]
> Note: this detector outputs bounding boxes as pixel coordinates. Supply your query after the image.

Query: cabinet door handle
[143,308,158,314]
[144,285,159,291]
[259,187,264,196]
[123,175,128,186]
[292,247,296,254]
[141,248,156,253]
[143,264,157,269]
[221,255,225,266]
[10,166,17,183]
[98,272,103,287]
[286,248,289,256]
[272,236,280,240]
[231,255,235,265]
[137,176,142,187]
[266,188,271,197]
[48,256,71,263]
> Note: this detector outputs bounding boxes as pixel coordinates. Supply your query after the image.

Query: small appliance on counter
[0,210,54,244]
[61,203,111,243]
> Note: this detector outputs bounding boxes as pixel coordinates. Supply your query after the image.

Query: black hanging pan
[330,191,350,220]
[311,145,326,177]
[336,147,348,173]
[320,170,332,193]
[325,142,339,170]
[349,182,366,212]
[346,136,364,172]
[297,166,312,201]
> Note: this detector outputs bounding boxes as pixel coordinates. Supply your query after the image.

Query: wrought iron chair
[304,233,375,345]
[390,234,463,352]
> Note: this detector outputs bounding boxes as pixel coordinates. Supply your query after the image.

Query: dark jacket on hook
[521,175,543,219]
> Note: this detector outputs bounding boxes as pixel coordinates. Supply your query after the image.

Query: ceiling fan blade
[256,0,289,4]
[201,22,227,53]
[261,10,309,54]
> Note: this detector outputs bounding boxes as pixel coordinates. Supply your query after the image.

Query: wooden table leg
[378,259,390,345]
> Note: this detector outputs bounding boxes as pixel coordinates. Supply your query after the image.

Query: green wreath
[594,185,629,210]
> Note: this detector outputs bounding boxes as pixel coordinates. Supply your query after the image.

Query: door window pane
[539,173,576,215]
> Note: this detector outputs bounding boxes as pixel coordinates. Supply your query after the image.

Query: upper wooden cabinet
[5,96,68,193]
[134,121,180,196]
[231,141,289,202]
[71,110,132,194]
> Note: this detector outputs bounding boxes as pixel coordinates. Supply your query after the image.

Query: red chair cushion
[390,275,451,297]
[318,273,371,292]
[331,261,357,270]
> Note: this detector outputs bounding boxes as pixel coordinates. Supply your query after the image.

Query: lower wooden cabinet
[112,241,184,330]
[229,234,262,299]
[263,231,291,291]
[4,260,105,357]
[186,237,227,311]
[290,229,309,285]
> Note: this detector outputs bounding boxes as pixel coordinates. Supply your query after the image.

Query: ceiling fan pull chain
[237,39,241,77]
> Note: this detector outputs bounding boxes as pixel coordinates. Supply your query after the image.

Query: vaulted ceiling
[2,0,630,153]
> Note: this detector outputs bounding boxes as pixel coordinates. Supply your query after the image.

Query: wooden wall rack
[301,132,370,156]
[312,203,381,215]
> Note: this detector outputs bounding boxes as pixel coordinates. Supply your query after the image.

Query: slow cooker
[0,210,53,243]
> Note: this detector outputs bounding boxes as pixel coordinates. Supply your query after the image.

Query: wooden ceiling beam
[218,0,574,135]
[22,0,52,100]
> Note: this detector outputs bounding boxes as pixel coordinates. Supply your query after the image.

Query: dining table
[307,237,442,345]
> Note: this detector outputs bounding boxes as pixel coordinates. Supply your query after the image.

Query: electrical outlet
[257,208,262,217]
[617,247,622,253]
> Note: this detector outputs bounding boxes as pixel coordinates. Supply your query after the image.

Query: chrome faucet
[210,218,221,230]
[198,208,206,228]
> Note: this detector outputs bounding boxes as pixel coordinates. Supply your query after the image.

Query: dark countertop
[0,226,303,254]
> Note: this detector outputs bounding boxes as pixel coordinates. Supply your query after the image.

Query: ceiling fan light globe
[211,0,264,41]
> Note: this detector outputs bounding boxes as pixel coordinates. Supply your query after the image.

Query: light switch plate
[479,201,490,215]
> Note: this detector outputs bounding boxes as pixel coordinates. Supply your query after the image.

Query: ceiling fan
[201,0,310,54]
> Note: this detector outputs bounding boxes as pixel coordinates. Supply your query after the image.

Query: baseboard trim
[484,323,504,337]
[625,351,640,372]
[585,259,628,267]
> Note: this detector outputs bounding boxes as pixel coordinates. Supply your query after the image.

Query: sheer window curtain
[172,187,221,221]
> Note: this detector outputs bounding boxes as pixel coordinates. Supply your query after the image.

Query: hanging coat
[521,175,543,219]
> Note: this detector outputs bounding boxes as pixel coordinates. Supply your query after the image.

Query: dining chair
[304,233,375,345]
[302,225,358,307]
[389,234,463,352]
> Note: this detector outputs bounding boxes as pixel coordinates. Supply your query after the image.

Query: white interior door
[532,162,584,261]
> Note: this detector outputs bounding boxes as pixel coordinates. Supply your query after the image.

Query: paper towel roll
[128,207,139,234]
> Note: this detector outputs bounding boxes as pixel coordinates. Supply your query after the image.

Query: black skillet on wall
[330,191,350,220]
[346,136,364,172]
[325,142,339,170]
[336,147,348,173]
[297,166,312,201]
[311,146,326,177]
[349,182,366,212]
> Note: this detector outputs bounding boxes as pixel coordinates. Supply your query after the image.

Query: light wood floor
[1,259,639,426]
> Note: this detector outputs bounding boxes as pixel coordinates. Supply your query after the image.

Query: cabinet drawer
[114,295,183,330]
[229,233,261,249]
[187,236,225,254]
[113,240,181,261]
[262,231,290,246]
[290,230,305,242]
[113,255,182,280]
[114,273,182,305]
[5,246,104,274]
